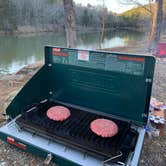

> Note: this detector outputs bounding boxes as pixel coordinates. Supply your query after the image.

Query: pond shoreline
[0,25,64,35]
[1,30,147,74]
[0,25,148,36]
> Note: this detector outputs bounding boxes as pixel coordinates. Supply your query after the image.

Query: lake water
[0,30,144,73]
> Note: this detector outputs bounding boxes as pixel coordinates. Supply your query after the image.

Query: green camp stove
[0,46,155,166]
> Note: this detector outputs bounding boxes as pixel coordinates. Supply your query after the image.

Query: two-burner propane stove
[0,46,155,166]
[16,99,138,163]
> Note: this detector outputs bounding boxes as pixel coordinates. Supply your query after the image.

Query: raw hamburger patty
[90,118,118,138]
[46,106,71,121]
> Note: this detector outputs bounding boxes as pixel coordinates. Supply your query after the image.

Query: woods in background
[0,0,165,50]
[0,0,115,34]
[119,0,165,51]
[1,0,165,34]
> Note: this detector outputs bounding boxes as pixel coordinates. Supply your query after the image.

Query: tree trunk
[99,10,105,49]
[149,0,163,52]
[63,0,77,48]
[99,0,105,49]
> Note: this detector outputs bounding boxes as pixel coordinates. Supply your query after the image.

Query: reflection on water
[0,30,144,73]
[101,37,125,48]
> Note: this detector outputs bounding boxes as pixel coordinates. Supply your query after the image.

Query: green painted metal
[6,46,155,125]
[0,131,80,166]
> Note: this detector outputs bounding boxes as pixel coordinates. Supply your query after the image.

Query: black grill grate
[16,99,138,162]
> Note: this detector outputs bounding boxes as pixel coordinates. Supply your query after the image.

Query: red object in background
[90,119,118,138]
[154,43,166,57]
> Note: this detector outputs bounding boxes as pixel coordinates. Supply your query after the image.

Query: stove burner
[16,100,138,162]
[46,106,71,121]
[90,118,118,138]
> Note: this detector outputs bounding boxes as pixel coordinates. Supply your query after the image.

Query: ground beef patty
[90,118,118,138]
[46,106,71,121]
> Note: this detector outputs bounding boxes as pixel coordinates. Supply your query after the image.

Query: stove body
[0,46,155,166]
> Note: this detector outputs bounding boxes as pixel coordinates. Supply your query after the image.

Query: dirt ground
[139,59,166,166]
[0,56,166,166]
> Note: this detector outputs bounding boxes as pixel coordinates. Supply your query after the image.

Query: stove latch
[44,153,53,165]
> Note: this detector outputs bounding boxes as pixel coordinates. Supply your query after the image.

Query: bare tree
[99,0,106,49]
[149,0,163,51]
[63,0,77,48]
[119,0,164,52]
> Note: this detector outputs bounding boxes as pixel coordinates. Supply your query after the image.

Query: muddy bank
[0,61,43,120]
[0,25,105,35]
[0,25,64,35]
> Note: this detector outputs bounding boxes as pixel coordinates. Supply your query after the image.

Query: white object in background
[151,129,160,137]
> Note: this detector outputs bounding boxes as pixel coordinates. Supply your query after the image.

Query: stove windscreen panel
[47,46,155,125]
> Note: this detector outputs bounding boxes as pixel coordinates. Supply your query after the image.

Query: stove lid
[6,46,155,126]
